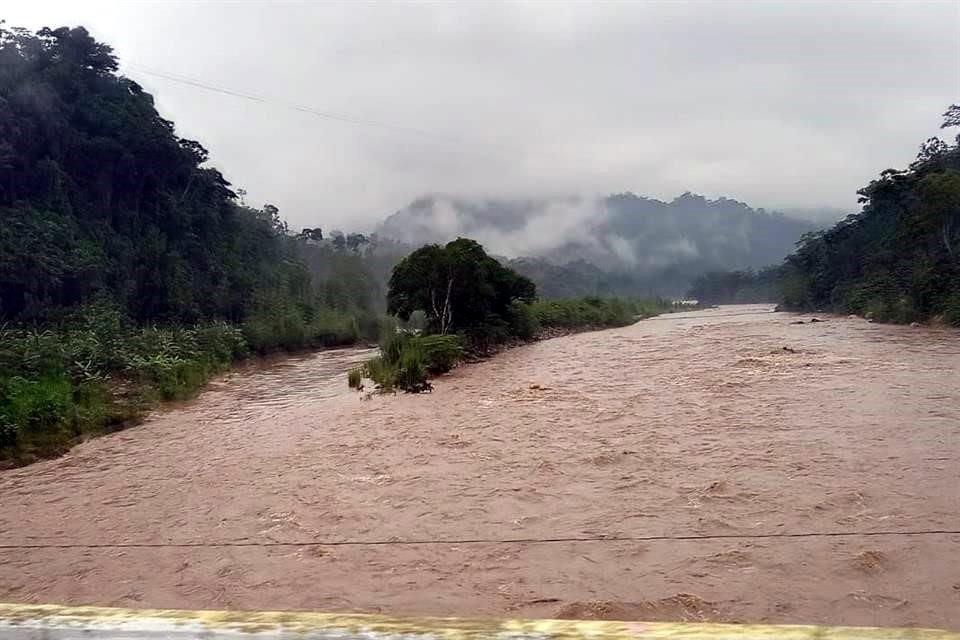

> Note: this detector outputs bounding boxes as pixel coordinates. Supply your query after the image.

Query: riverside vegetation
[686,106,960,326]
[0,25,672,462]
[352,296,672,394]
[0,26,388,463]
[778,105,960,324]
[350,238,674,393]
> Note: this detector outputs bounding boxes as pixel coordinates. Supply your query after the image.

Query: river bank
[0,321,368,469]
[1,305,957,627]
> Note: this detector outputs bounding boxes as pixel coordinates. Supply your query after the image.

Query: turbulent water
[1,305,958,628]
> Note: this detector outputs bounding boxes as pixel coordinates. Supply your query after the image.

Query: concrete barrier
[0,603,956,640]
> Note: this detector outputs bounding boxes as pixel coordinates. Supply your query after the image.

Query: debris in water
[524,597,561,605]
[851,550,887,573]
[705,480,727,493]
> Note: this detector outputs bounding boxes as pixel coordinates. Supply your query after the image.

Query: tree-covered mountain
[0,25,291,324]
[780,107,960,324]
[378,193,817,296]
[0,25,393,344]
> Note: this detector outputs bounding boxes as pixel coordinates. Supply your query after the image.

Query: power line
[3,528,958,550]
[122,64,470,146]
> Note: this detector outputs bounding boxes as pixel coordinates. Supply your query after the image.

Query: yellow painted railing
[0,603,957,640]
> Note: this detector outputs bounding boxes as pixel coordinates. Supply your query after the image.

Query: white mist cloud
[379,195,722,270]
[470,199,604,258]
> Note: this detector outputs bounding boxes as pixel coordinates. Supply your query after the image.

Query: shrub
[0,328,66,377]
[379,331,406,364]
[506,301,539,340]
[415,334,466,373]
[241,315,278,353]
[526,297,660,329]
[360,332,464,392]
[364,356,396,391]
[0,374,73,453]
[943,293,960,326]
[465,314,511,347]
[195,322,249,362]
[396,343,431,393]
[242,306,308,352]
[347,367,364,389]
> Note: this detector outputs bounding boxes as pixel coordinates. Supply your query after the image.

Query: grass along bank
[526,296,672,331]
[352,297,675,393]
[0,303,386,467]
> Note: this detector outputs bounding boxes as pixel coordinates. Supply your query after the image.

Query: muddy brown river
[1,305,958,628]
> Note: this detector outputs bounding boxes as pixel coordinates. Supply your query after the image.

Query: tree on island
[387,238,535,335]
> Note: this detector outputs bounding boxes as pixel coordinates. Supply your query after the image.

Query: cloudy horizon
[5,1,959,231]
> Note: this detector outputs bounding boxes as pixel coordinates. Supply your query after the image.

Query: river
[1,305,958,628]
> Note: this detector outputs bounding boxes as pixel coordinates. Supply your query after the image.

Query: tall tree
[387,238,536,335]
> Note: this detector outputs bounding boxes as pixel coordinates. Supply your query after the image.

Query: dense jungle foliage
[779,106,960,324]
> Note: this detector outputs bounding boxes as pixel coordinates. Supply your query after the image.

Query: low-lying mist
[378,192,819,274]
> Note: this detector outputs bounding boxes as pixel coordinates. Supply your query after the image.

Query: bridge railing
[0,603,956,640]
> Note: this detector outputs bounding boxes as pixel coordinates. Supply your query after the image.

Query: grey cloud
[6,1,959,231]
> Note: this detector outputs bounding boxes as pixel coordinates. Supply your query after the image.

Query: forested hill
[0,25,398,343]
[377,193,816,296]
[379,193,815,271]
[0,25,280,324]
[780,106,960,324]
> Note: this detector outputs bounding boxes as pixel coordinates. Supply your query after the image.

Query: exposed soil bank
[1,305,958,628]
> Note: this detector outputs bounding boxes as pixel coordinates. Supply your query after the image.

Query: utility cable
[2,528,958,550]
[123,63,476,146]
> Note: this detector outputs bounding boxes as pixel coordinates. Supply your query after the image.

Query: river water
[1,305,958,628]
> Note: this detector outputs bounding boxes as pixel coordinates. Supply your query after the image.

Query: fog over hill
[377,192,819,296]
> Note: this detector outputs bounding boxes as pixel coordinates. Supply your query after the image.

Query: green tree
[387,238,535,336]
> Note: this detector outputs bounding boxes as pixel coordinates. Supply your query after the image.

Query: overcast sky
[6,1,959,230]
